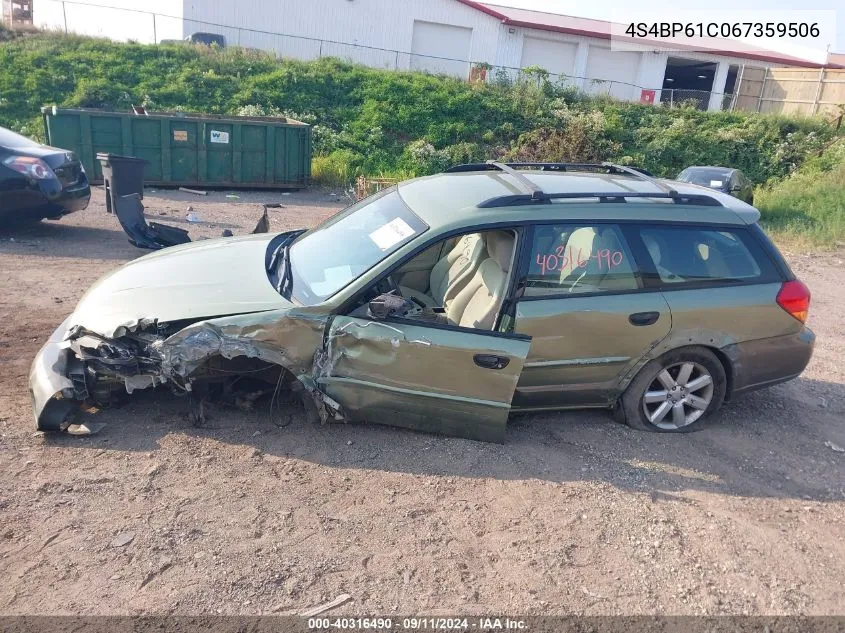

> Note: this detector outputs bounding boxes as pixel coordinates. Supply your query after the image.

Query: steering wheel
[383,275,401,296]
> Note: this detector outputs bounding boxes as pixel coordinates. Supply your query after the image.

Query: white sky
[488,0,843,61]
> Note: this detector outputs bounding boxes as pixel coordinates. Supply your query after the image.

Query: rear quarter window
[637,225,779,287]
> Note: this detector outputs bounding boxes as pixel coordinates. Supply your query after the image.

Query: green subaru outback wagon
[30,162,814,442]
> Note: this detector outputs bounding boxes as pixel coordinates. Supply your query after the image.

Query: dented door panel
[512,292,672,409]
[316,317,531,442]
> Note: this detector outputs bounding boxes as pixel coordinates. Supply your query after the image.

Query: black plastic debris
[114,194,191,250]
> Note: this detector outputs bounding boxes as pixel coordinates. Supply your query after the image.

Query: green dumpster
[41,106,311,189]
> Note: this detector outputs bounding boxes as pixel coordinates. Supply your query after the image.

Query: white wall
[182,0,502,75]
[410,21,474,77]
[33,0,183,43]
[520,35,578,77]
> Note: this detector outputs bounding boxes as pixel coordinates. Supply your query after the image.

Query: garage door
[520,36,577,79]
[585,47,642,100]
[411,20,472,78]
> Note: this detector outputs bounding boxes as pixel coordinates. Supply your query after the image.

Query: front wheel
[617,347,727,432]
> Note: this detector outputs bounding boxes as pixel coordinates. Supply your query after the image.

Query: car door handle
[474,354,510,370]
[629,311,660,326]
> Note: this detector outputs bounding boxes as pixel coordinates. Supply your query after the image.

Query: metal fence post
[151,12,156,44]
[62,1,68,33]
[811,68,825,115]
[756,67,768,113]
[730,64,745,111]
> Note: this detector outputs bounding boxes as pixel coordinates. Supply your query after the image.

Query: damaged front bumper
[29,307,338,432]
[29,317,79,431]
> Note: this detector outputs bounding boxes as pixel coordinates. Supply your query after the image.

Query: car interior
[350,229,518,331]
[527,224,638,294]
[642,229,761,283]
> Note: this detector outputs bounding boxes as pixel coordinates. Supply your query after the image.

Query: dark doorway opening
[722,64,741,110]
[660,57,718,110]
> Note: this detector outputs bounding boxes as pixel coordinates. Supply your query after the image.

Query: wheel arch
[617,341,736,406]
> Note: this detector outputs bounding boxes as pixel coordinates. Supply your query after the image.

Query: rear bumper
[727,327,815,398]
[0,178,90,221]
[44,179,91,216]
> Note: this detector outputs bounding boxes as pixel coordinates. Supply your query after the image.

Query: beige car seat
[400,233,486,309]
[447,231,515,330]
[592,227,637,291]
[642,233,683,283]
[559,227,597,290]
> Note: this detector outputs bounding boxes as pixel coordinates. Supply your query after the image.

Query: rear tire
[617,346,726,432]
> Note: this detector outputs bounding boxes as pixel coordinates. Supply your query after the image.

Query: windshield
[0,127,39,149]
[284,187,428,305]
[677,168,731,189]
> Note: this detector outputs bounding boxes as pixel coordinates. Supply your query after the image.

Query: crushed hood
[69,233,293,337]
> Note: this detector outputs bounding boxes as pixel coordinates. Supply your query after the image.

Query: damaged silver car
[31,163,814,441]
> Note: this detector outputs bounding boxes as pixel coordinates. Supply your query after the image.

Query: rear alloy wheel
[618,347,726,432]
[641,362,714,430]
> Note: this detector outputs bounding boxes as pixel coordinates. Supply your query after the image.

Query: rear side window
[638,226,775,286]
[525,224,639,296]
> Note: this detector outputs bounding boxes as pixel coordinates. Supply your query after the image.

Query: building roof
[454,0,826,68]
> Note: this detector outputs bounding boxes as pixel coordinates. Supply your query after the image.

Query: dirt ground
[0,186,843,617]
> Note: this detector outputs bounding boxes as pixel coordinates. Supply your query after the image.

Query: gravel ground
[0,186,843,616]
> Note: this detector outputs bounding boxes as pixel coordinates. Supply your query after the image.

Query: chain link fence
[33,0,737,111]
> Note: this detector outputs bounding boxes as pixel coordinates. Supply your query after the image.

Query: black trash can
[96,153,148,214]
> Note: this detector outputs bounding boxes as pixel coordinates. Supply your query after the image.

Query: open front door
[316,316,531,442]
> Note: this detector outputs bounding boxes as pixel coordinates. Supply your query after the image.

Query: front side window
[283,188,428,305]
[525,224,638,296]
[639,226,767,285]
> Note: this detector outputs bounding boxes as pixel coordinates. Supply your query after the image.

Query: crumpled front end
[29,307,331,432]
[30,317,79,430]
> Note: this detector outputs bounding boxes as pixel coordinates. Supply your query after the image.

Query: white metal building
[32,0,824,110]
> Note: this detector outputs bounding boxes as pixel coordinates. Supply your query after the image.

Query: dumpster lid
[43,106,310,127]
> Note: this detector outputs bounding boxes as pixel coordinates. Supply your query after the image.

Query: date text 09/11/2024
[307,617,527,630]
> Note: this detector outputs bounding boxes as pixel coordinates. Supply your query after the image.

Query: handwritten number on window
[535,247,624,276]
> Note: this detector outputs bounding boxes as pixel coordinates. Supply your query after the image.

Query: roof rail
[476,191,724,208]
[601,162,678,198]
[444,162,655,177]
[483,161,547,202]
[443,161,721,209]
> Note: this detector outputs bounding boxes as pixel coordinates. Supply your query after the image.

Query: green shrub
[1,30,841,243]
[755,140,845,247]
[311,149,359,188]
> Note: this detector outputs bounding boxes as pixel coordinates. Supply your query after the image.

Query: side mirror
[368,292,409,320]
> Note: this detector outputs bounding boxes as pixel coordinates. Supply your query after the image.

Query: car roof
[397,169,760,234]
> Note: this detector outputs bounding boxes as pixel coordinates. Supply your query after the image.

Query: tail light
[2,156,56,180]
[776,279,811,323]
